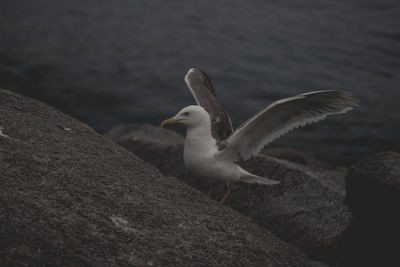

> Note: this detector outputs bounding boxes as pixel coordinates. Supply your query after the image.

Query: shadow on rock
[343,152,400,267]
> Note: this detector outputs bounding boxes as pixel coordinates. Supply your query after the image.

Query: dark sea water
[1,0,399,164]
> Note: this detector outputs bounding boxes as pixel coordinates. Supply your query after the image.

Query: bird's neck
[185,123,215,151]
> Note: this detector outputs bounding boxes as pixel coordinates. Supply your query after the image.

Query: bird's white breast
[183,130,240,184]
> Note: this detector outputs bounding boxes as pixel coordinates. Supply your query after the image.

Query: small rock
[58,125,72,131]
[0,126,10,138]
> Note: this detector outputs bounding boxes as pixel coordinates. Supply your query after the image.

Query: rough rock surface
[229,155,351,263]
[106,124,187,182]
[107,123,352,264]
[0,89,310,266]
[344,152,400,266]
[263,148,347,195]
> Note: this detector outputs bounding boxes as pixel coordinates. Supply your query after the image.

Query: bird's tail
[238,166,280,185]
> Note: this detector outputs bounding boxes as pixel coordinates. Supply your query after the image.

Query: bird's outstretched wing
[185,68,233,141]
[219,90,359,161]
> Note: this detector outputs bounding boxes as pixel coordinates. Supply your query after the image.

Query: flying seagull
[161,68,358,204]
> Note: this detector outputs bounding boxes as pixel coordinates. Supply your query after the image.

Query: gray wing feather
[220,90,359,161]
[185,68,233,140]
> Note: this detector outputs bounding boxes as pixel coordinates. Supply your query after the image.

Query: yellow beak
[160,118,178,127]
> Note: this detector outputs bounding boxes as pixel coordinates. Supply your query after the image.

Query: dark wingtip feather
[303,90,360,108]
[340,91,360,107]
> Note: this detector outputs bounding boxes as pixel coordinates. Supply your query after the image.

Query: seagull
[161,68,358,204]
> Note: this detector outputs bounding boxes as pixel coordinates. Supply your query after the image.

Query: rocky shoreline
[1,89,399,266]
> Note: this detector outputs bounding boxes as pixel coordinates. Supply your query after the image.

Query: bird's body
[180,105,279,187]
[161,68,359,204]
[181,108,236,184]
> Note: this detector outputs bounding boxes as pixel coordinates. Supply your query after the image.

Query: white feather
[219,90,358,161]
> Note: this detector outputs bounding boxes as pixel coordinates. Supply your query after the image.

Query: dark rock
[344,152,400,266]
[106,123,184,147]
[106,123,187,181]
[263,148,347,195]
[107,123,352,264]
[228,155,351,264]
[0,89,310,266]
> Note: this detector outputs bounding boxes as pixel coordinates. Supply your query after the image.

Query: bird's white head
[161,105,211,129]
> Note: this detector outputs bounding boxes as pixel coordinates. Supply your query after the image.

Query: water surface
[1,0,399,164]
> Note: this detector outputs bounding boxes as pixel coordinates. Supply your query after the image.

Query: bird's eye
[182,112,189,116]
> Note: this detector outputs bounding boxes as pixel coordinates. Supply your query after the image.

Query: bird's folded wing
[185,68,233,141]
[219,90,359,161]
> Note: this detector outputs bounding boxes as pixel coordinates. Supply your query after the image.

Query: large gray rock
[106,123,184,147]
[229,156,351,263]
[263,148,347,195]
[344,152,400,266]
[0,89,310,266]
[107,123,352,264]
[106,123,187,181]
